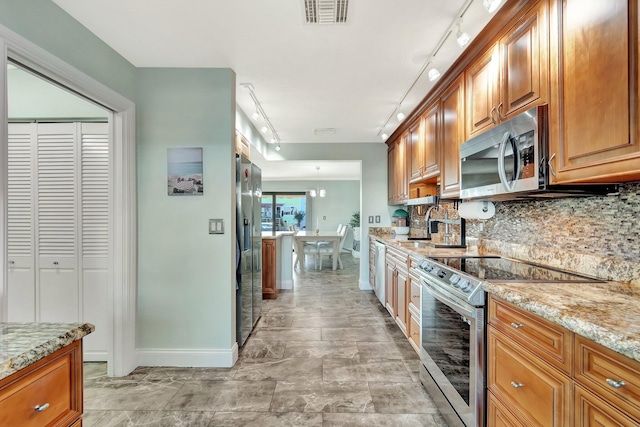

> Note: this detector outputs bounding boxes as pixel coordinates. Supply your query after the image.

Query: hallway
[83,254,446,426]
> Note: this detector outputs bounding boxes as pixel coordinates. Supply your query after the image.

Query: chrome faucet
[425,205,438,239]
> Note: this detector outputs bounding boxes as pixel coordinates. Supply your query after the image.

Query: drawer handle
[412,331,418,336]
[53,261,59,266]
[511,322,523,329]
[35,403,50,412]
[9,260,15,266]
[606,378,626,389]
[412,295,420,299]
[511,381,524,389]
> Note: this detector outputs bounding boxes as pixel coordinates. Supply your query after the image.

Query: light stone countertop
[0,322,94,381]
[369,232,640,363]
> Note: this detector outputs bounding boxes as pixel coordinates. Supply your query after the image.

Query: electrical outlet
[368,216,374,224]
[375,215,381,223]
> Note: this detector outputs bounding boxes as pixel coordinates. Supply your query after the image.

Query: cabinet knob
[412,295,420,299]
[510,381,524,389]
[9,260,15,266]
[53,261,59,266]
[511,322,523,329]
[34,403,50,412]
[606,378,626,389]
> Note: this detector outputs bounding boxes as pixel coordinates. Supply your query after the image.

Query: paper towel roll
[457,201,495,220]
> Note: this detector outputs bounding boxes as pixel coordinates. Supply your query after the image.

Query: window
[261,193,307,232]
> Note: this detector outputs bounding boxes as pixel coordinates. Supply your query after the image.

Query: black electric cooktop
[429,256,600,282]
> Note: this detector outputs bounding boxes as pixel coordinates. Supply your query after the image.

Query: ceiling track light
[275,143,281,151]
[456,20,471,48]
[381,133,389,141]
[376,0,475,139]
[240,83,280,144]
[396,112,406,122]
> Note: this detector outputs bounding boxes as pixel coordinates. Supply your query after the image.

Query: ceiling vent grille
[304,0,349,24]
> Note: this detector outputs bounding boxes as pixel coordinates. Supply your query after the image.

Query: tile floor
[83,253,447,426]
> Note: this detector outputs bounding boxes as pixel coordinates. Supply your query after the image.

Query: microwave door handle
[510,135,520,189]
[497,131,514,192]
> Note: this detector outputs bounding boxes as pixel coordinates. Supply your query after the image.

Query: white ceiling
[52,0,502,180]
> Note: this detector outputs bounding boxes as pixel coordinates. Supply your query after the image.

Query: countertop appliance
[236,154,262,346]
[459,105,617,200]
[373,241,386,306]
[414,255,600,427]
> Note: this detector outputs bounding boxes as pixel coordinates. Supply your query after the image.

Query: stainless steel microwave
[459,105,617,200]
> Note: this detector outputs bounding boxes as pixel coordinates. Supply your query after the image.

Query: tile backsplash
[407,182,640,284]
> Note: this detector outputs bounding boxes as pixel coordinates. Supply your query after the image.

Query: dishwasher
[373,241,386,306]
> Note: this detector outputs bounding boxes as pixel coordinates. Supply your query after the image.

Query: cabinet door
[500,0,549,119]
[395,268,408,336]
[396,134,409,202]
[466,44,499,138]
[409,121,424,182]
[385,261,396,317]
[574,384,640,427]
[422,102,441,179]
[387,143,396,204]
[440,75,465,198]
[549,0,640,183]
[262,239,277,299]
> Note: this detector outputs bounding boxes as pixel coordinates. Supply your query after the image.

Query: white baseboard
[281,279,293,290]
[359,279,373,291]
[83,351,108,362]
[136,344,239,368]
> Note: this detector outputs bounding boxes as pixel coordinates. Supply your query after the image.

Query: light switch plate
[209,219,224,234]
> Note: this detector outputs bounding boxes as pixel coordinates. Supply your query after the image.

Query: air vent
[314,128,336,135]
[304,0,349,24]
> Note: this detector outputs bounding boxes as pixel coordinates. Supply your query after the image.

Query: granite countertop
[369,233,480,258]
[0,322,94,381]
[369,232,640,363]
[483,280,640,363]
[262,231,294,239]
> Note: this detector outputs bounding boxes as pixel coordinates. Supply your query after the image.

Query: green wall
[136,68,236,352]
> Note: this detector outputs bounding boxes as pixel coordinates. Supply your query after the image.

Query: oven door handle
[421,279,475,318]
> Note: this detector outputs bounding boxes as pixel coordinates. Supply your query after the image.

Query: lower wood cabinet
[488,295,640,426]
[0,340,83,427]
[262,238,281,299]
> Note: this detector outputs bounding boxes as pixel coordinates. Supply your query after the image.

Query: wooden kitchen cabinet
[409,102,440,184]
[408,121,423,182]
[548,0,640,183]
[262,238,280,299]
[0,340,83,427]
[384,246,409,336]
[440,75,465,198]
[387,134,408,205]
[488,324,572,426]
[489,295,640,426]
[466,0,548,138]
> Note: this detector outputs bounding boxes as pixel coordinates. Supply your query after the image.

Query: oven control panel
[416,258,485,306]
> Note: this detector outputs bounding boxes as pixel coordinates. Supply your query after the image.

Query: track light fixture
[396,112,406,122]
[275,143,281,151]
[428,68,441,81]
[456,21,471,48]
[241,83,281,145]
[381,133,389,141]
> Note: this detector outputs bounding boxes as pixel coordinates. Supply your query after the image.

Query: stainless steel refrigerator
[236,154,262,346]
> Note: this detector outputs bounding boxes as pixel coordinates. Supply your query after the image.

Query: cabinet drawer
[574,334,640,420]
[487,391,527,427]
[574,383,639,426]
[489,296,572,374]
[410,280,420,308]
[0,342,81,427]
[409,313,420,350]
[488,326,571,426]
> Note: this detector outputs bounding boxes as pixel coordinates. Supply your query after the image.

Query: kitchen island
[0,322,94,426]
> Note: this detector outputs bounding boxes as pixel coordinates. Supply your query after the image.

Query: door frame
[0,25,137,377]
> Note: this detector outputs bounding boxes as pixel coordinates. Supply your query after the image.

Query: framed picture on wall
[167,147,203,196]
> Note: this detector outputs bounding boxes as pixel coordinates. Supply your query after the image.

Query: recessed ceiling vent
[304,0,349,24]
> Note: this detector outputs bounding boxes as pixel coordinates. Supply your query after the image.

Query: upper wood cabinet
[409,103,440,183]
[387,134,408,205]
[440,75,466,199]
[548,0,640,183]
[466,0,549,138]
[409,121,423,182]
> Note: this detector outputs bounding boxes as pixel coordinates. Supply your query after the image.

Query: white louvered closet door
[7,123,36,322]
[80,122,109,359]
[37,122,79,322]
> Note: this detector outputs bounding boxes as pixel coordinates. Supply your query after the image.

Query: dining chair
[317,225,348,270]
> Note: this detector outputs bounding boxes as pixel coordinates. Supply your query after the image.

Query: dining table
[294,230,342,270]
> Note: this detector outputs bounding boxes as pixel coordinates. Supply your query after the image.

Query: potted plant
[349,211,361,258]
[293,210,305,228]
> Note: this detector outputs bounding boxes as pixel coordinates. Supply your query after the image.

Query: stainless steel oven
[416,255,602,426]
[417,258,485,427]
